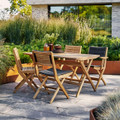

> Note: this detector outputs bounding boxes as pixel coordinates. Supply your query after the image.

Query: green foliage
[1,18,120,61]
[74,20,92,45]
[0,18,36,44]
[94,91,120,120]
[8,0,32,16]
[43,33,59,44]
[92,30,111,36]
[3,39,45,64]
[0,18,80,45]
[0,45,13,84]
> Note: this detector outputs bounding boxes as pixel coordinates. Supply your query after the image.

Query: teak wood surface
[24,52,99,96]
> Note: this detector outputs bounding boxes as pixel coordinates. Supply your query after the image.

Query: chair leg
[13,79,25,93]
[50,78,65,104]
[25,78,36,92]
[95,70,105,90]
[97,70,106,86]
[29,78,38,88]
[56,78,69,99]
[37,75,51,94]
[33,76,48,99]
[101,77,106,86]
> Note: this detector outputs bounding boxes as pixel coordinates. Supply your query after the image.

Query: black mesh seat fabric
[85,65,101,68]
[90,65,101,68]
[39,68,72,76]
[89,47,107,57]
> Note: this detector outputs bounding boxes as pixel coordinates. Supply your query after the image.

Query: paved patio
[0,74,120,120]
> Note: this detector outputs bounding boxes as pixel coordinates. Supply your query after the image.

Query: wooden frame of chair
[88,46,108,90]
[61,45,82,79]
[32,51,73,103]
[13,48,37,93]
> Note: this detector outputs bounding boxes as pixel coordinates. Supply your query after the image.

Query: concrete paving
[0,74,120,120]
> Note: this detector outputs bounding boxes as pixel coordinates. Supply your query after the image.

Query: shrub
[92,30,111,36]
[0,45,13,84]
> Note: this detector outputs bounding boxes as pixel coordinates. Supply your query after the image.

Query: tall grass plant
[0,18,91,45]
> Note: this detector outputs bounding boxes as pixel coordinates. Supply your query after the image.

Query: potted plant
[53,44,63,53]
[90,90,120,120]
[43,33,59,51]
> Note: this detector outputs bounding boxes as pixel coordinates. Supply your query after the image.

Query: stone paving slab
[0,74,120,120]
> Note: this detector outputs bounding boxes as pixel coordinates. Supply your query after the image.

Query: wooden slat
[65,45,82,54]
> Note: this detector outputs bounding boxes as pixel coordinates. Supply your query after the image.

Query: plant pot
[2,75,18,84]
[53,45,63,53]
[90,108,96,120]
[48,44,54,51]
[1,65,19,84]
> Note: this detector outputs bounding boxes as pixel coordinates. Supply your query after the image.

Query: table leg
[76,59,96,97]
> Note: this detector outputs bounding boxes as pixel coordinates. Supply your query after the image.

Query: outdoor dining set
[13,45,108,104]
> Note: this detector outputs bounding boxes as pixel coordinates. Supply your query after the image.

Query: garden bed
[62,60,120,75]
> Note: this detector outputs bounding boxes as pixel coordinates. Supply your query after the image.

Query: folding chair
[32,51,73,104]
[13,48,38,93]
[61,45,82,79]
[88,46,108,90]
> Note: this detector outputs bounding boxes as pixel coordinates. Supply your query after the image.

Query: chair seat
[39,68,72,76]
[90,65,101,68]
[22,67,35,73]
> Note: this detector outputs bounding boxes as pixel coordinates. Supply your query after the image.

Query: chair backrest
[32,51,53,66]
[13,48,22,72]
[32,51,58,77]
[65,45,82,54]
[89,47,108,57]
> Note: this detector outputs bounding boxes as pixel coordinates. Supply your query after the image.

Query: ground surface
[0,74,119,120]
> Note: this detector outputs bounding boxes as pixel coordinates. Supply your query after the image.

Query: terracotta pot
[90,108,96,120]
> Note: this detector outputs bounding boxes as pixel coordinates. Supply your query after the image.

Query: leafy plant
[43,33,59,44]
[8,0,32,16]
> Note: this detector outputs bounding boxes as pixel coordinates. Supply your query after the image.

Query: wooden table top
[24,52,99,61]
[53,53,99,60]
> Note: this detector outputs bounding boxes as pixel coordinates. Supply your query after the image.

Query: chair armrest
[100,57,108,59]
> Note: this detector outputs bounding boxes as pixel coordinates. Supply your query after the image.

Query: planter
[1,65,19,84]
[62,60,120,75]
[90,108,96,120]
[53,45,63,53]
[2,75,18,84]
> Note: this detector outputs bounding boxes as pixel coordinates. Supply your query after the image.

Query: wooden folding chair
[88,46,108,90]
[32,51,73,104]
[13,48,38,93]
[61,45,82,79]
